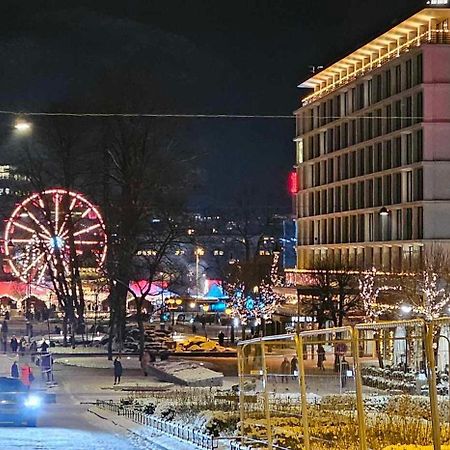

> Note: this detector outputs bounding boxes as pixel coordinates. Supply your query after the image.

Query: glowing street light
[194,247,204,297]
[14,119,32,132]
[401,304,412,314]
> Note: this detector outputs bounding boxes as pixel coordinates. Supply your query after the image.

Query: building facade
[293,5,450,274]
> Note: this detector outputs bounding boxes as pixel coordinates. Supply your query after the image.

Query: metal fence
[237,318,450,450]
[95,400,218,450]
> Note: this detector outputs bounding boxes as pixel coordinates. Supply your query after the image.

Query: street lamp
[401,304,412,314]
[194,247,204,297]
[379,207,389,217]
[14,119,32,132]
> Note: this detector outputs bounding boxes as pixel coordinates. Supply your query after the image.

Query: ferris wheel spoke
[54,193,60,235]
[81,208,92,218]
[12,221,37,235]
[10,238,33,244]
[36,264,47,285]
[73,223,101,236]
[22,207,52,238]
[22,253,46,275]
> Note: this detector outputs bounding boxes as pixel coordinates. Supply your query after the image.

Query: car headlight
[24,395,41,408]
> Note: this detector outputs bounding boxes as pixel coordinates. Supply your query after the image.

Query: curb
[87,406,175,450]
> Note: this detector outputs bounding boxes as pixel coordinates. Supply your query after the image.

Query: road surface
[0,360,145,450]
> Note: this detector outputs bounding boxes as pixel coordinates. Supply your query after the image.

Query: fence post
[259,338,273,450]
[237,345,246,442]
[351,327,367,450]
[294,334,310,450]
[425,320,442,450]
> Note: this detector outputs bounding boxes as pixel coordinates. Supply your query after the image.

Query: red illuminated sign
[288,171,299,195]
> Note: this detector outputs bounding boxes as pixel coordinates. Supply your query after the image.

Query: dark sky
[0,0,426,210]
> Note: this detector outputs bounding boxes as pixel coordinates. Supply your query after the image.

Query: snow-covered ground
[54,355,141,369]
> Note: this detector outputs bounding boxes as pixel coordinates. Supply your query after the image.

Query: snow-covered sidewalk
[88,405,225,450]
[54,355,141,369]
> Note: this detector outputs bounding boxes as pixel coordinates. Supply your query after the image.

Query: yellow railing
[237,318,450,450]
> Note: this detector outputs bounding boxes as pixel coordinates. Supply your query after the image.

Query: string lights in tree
[358,267,402,321]
[410,270,450,321]
[226,252,285,326]
[359,266,450,321]
[359,267,382,321]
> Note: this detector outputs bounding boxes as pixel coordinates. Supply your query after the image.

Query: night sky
[0,0,426,210]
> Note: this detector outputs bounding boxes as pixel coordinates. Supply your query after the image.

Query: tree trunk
[374,332,384,369]
[62,315,68,347]
[136,297,145,360]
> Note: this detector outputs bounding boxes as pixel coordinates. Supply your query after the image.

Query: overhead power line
[4,111,293,119]
[0,110,428,120]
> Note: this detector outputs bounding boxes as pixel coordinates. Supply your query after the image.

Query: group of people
[10,361,35,390]
[279,356,299,383]
[2,319,31,355]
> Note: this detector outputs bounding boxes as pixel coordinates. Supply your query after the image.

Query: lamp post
[194,247,204,297]
[438,333,450,424]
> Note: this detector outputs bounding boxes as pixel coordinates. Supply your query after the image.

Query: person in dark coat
[290,356,298,376]
[113,357,123,385]
[280,357,291,383]
[10,336,18,353]
[11,361,19,378]
[19,337,26,356]
[5,311,10,321]
[30,341,38,363]
[317,344,326,371]
[41,340,49,353]
[218,331,225,347]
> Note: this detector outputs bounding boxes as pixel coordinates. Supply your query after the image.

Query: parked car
[0,377,42,426]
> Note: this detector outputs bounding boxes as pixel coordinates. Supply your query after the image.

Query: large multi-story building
[293,4,450,275]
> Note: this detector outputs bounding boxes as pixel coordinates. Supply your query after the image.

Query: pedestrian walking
[10,336,18,353]
[290,355,298,378]
[30,340,38,363]
[113,356,123,385]
[1,319,8,353]
[340,357,350,389]
[41,352,53,382]
[218,331,225,347]
[41,340,49,353]
[317,344,326,371]
[5,311,10,321]
[280,357,290,384]
[19,337,26,356]
[11,361,19,379]
[141,351,151,376]
[21,363,34,390]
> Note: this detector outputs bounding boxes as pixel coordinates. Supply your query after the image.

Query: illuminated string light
[225,253,285,326]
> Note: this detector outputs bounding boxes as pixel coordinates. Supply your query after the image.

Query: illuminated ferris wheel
[4,189,107,284]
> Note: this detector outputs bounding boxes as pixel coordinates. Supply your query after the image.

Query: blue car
[0,377,41,426]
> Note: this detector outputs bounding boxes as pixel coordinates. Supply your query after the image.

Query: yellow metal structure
[237,318,450,449]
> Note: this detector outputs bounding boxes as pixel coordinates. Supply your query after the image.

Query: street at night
[1,0,450,449]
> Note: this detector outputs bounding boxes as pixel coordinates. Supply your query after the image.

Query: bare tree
[304,256,360,328]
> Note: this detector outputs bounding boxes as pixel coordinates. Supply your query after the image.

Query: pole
[195,253,198,297]
[351,328,367,450]
[237,345,246,442]
[438,333,450,424]
[296,288,301,335]
[92,293,99,343]
[295,334,310,450]
[424,321,441,450]
[259,338,273,450]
